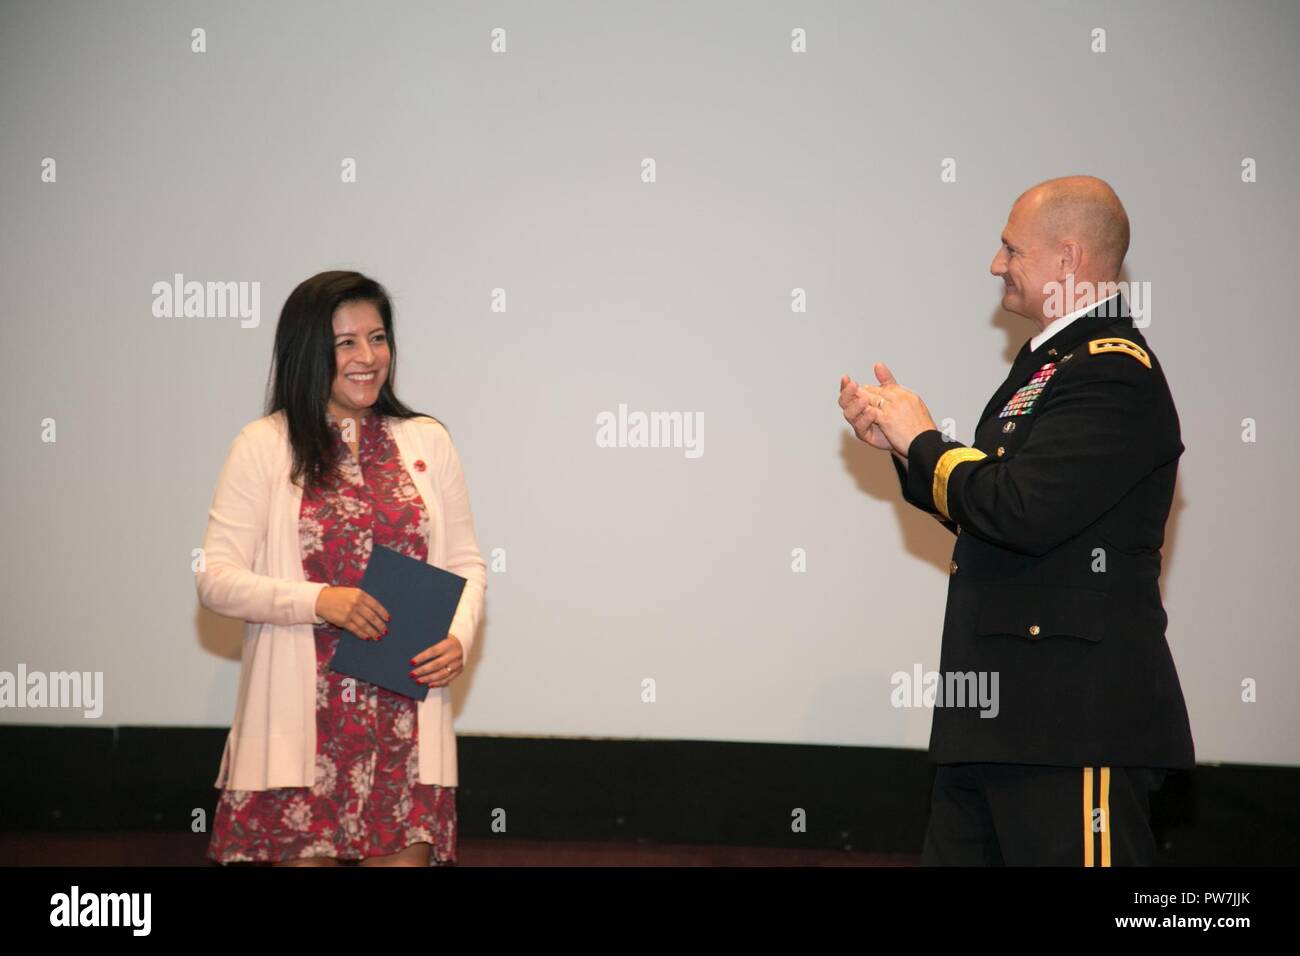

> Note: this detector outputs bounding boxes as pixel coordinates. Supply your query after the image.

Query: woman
[195,270,487,867]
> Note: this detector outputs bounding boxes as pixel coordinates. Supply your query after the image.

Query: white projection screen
[2,0,1297,769]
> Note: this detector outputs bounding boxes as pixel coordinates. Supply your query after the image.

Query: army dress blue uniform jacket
[892,298,1195,768]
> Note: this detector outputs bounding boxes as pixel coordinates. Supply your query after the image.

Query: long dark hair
[265,270,439,492]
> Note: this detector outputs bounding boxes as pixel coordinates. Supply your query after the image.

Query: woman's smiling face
[327,299,390,420]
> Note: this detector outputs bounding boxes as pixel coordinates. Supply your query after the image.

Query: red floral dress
[207,411,457,866]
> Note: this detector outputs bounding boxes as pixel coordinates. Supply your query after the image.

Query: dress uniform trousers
[921,763,1167,866]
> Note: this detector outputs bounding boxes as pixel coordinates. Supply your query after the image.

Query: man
[839,175,1193,865]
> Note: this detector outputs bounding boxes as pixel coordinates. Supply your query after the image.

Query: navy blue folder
[327,544,467,701]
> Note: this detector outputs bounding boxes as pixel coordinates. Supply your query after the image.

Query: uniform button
[996,446,1006,457]
[949,560,958,574]
[1028,625,1041,637]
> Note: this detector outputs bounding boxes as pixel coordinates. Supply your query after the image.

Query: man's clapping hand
[838,362,939,462]
[840,369,894,451]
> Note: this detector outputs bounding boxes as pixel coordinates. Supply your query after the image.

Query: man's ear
[1059,239,1083,276]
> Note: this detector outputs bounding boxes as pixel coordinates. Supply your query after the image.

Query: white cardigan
[195,410,487,791]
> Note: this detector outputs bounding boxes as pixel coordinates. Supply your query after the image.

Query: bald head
[1019,175,1129,280]
[991,175,1131,327]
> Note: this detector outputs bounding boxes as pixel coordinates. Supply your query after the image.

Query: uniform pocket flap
[976,584,1109,643]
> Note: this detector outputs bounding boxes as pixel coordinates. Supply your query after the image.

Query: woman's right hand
[314,586,390,640]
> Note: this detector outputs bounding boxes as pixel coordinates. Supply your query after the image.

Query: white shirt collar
[1030,292,1120,352]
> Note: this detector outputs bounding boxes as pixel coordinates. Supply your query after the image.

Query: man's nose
[990,251,1006,276]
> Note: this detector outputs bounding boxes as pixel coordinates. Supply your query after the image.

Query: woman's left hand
[411,634,464,688]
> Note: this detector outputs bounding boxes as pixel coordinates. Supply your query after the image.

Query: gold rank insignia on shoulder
[1088,337,1151,368]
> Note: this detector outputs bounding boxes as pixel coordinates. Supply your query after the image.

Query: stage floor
[0,833,919,867]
